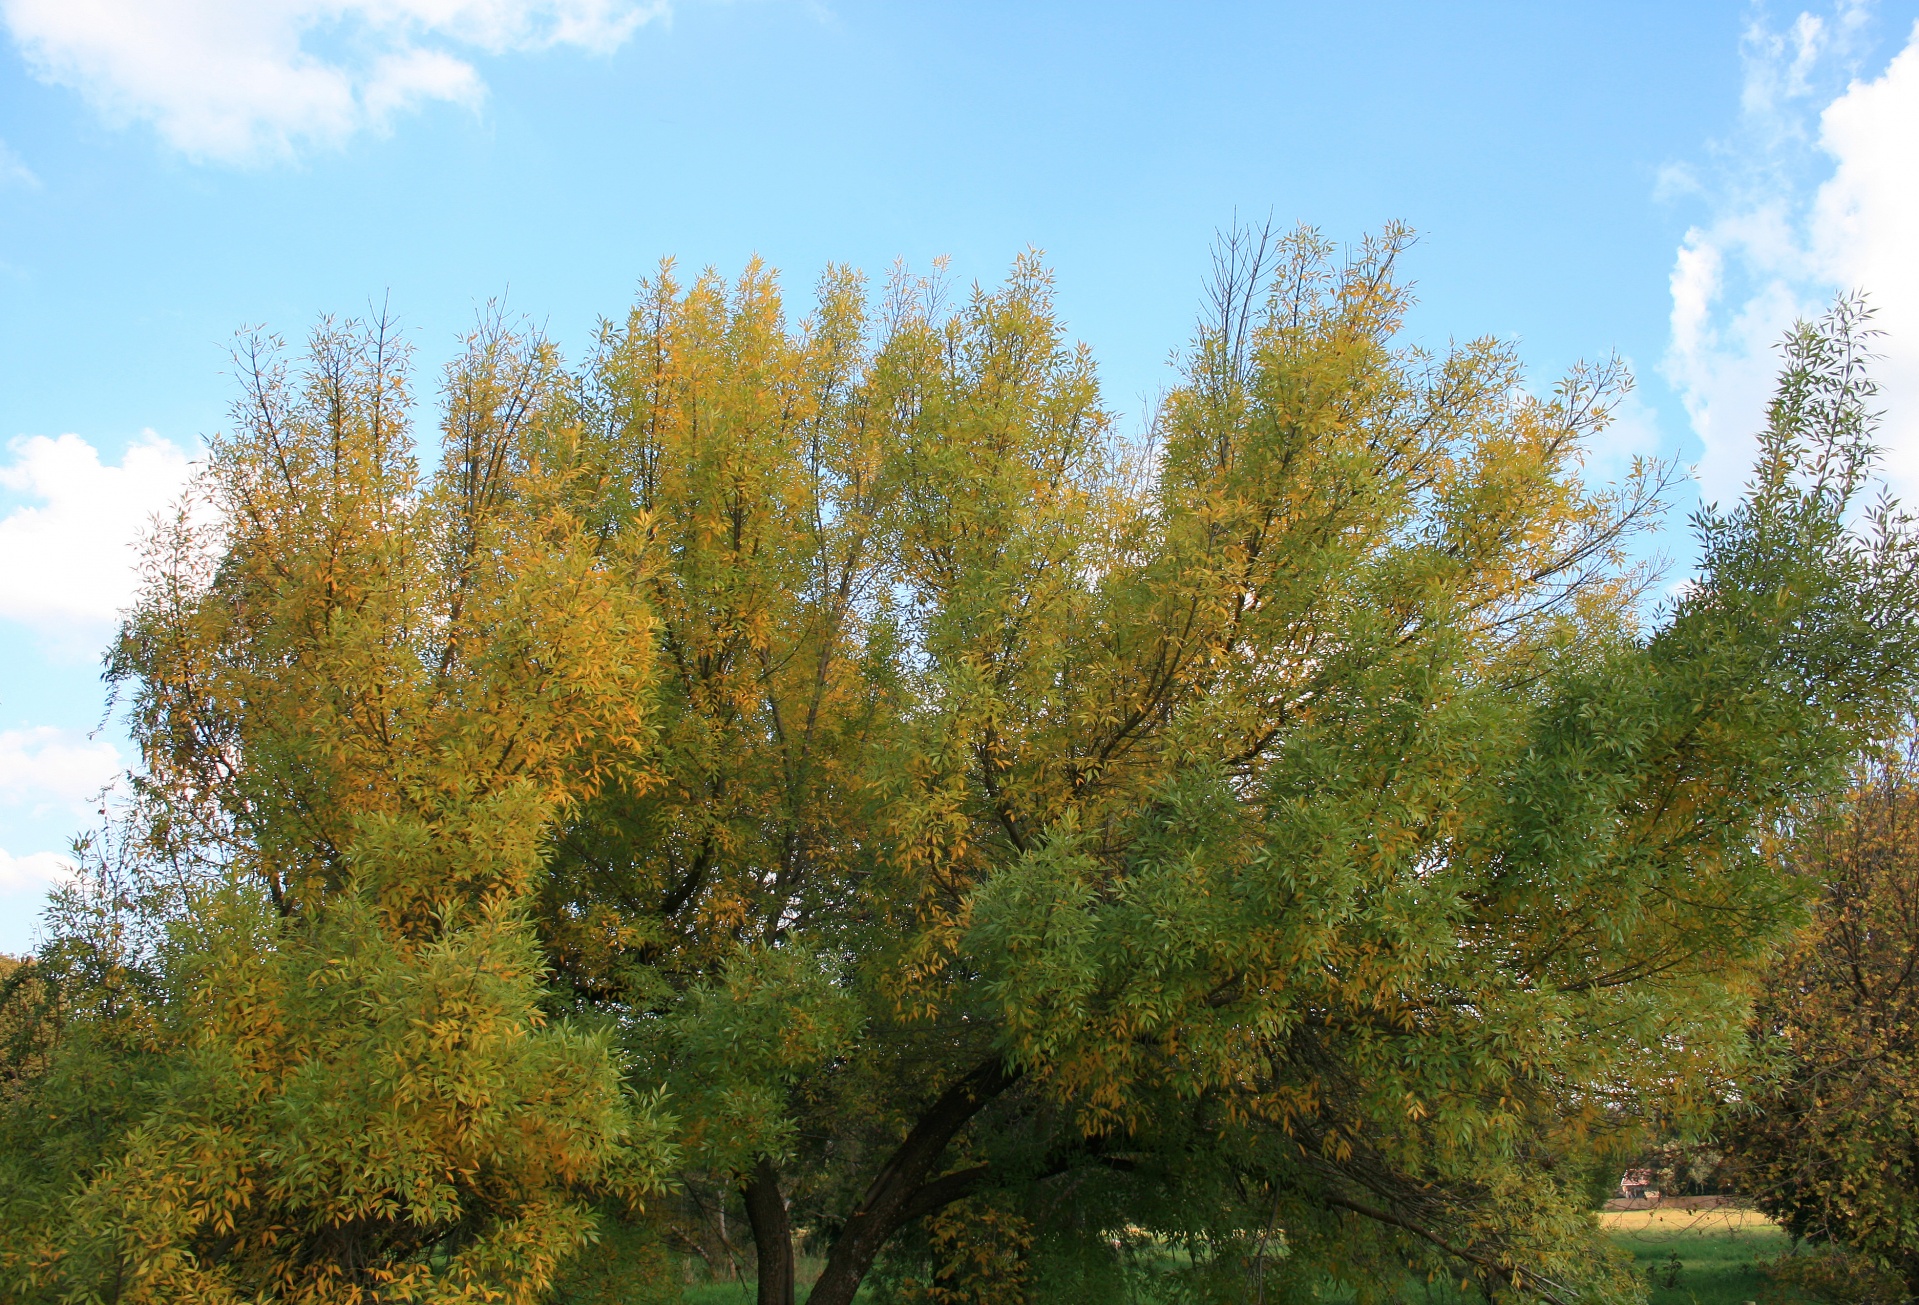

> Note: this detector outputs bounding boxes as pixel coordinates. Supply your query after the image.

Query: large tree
[1727,744,1919,1293]
[4,230,1915,1305]
[0,315,677,1303]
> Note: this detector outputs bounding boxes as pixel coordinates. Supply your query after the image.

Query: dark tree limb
[742,1157,796,1305]
[660,834,718,918]
[893,1164,993,1228]
[807,1057,1022,1305]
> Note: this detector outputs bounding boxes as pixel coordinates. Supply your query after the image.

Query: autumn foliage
[1730,745,1919,1294]
[2,230,1916,1305]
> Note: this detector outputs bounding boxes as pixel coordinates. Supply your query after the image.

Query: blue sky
[2,0,1917,951]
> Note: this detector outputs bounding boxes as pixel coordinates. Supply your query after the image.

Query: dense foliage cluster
[0,317,676,1302]
[2,228,1915,1305]
[1730,747,1919,1294]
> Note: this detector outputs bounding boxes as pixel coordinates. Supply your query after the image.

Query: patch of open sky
[3,1,1917,950]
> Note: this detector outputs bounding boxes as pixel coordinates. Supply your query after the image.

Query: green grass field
[1601,1208,1801,1305]
[673,1212,1811,1303]
[681,1286,755,1305]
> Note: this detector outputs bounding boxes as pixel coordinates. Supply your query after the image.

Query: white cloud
[0,431,195,652]
[0,725,100,919]
[0,847,74,895]
[1665,5,1919,506]
[0,137,37,188]
[0,0,668,163]
[0,726,119,820]
[1813,27,1919,491]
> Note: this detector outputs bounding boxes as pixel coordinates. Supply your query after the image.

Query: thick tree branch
[806,1056,1022,1305]
[742,1157,796,1305]
[893,1163,993,1228]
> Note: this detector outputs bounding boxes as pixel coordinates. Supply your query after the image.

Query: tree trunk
[743,1157,796,1305]
[805,1057,1020,1305]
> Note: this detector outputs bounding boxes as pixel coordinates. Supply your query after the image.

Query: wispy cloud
[0,726,113,921]
[0,431,195,654]
[0,0,670,164]
[0,726,119,822]
[1665,2,1919,505]
[0,138,38,188]
[0,847,74,897]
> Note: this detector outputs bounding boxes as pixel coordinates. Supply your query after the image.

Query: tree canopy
[3,229,1916,1305]
[1728,742,1919,1295]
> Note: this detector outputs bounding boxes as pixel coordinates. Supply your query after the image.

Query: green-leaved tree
[1,315,676,1303]
[1728,742,1919,1295]
[4,230,1915,1305]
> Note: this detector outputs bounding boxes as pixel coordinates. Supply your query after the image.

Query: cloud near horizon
[0,848,74,900]
[0,725,114,909]
[0,0,669,163]
[0,726,119,822]
[1666,3,1919,507]
[0,431,196,654]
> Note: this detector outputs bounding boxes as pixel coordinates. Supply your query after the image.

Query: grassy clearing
[681,1287,754,1305]
[1602,1207,1799,1305]
[673,1213,1811,1303]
